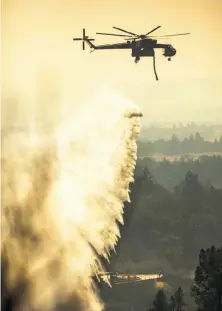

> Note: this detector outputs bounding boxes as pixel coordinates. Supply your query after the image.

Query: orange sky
[2,0,222,125]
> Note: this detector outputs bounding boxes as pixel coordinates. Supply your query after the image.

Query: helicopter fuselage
[86,38,176,60]
[130,38,176,59]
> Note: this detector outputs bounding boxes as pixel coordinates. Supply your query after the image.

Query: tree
[175,169,202,196]
[148,289,169,311]
[140,166,156,195]
[171,134,179,142]
[195,132,203,140]
[169,287,186,311]
[142,166,155,184]
[191,245,222,311]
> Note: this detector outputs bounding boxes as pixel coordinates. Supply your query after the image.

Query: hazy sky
[2,0,222,126]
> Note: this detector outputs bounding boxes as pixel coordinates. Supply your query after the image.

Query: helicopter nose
[172,48,176,56]
[169,46,176,56]
[164,46,176,57]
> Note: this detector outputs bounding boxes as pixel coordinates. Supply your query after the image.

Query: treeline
[148,246,222,311]
[136,155,222,190]
[148,287,186,311]
[139,123,222,142]
[106,168,222,310]
[137,133,222,156]
[115,168,222,269]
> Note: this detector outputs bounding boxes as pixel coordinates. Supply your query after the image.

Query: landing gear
[168,57,171,61]
[135,56,140,63]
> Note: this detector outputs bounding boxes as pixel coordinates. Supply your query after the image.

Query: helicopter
[73,26,190,81]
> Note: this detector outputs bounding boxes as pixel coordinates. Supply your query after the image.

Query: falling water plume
[1,88,143,311]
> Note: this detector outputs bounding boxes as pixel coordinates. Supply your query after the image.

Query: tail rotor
[73,28,95,50]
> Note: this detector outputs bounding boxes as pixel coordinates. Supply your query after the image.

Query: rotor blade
[82,40,85,50]
[150,32,191,38]
[96,32,133,37]
[113,26,138,36]
[73,38,83,40]
[146,25,161,36]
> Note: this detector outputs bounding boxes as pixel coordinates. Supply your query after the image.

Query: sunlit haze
[2,0,222,126]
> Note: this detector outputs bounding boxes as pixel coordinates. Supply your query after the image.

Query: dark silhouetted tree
[139,166,158,195]
[191,245,222,311]
[142,166,155,184]
[169,287,186,311]
[175,169,202,196]
[148,289,169,311]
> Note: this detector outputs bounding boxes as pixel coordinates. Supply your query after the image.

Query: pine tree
[174,287,186,311]
[191,245,222,311]
[148,289,169,311]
